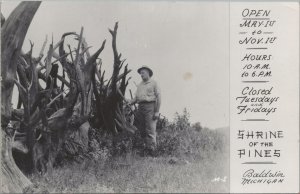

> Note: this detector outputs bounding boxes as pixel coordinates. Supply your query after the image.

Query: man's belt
[138,101,156,104]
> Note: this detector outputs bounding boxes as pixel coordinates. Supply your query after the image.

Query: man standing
[128,66,161,156]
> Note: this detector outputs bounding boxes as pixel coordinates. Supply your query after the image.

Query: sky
[2,0,229,129]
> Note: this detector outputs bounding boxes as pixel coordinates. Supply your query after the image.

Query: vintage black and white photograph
[1,1,230,193]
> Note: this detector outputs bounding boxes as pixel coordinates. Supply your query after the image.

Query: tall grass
[30,109,229,193]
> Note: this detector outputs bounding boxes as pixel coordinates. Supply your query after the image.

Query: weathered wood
[1,133,33,193]
[1,12,5,26]
[3,8,136,190]
[109,22,121,96]
[1,1,41,126]
[81,40,106,116]
[91,22,137,136]
[1,2,41,193]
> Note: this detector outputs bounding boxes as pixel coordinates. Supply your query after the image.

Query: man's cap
[137,66,153,77]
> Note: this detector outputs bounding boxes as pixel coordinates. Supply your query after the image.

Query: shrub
[173,108,190,130]
[156,108,229,160]
[192,122,203,132]
[86,108,228,162]
[157,125,228,160]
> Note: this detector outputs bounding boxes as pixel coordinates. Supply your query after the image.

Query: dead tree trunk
[92,22,137,135]
[2,4,137,190]
[1,134,33,192]
[1,2,41,193]
[1,1,41,126]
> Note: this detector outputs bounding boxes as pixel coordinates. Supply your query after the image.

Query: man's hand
[153,112,160,120]
[126,98,136,105]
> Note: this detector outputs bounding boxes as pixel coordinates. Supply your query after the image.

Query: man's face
[140,69,150,81]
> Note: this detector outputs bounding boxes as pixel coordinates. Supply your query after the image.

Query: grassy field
[29,123,229,193]
[30,152,228,193]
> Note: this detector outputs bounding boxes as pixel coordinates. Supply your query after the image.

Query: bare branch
[46,91,64,108]
[39,35,48,58]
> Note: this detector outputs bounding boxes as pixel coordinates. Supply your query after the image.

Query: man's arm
[155,92,161,113]
[153,82,161,120]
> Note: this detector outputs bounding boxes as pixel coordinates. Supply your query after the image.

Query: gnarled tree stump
[1,1,41,192]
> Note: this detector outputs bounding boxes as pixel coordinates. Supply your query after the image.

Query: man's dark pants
[135,101,157,151]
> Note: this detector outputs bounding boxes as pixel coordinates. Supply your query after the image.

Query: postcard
[1,1,299,193]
